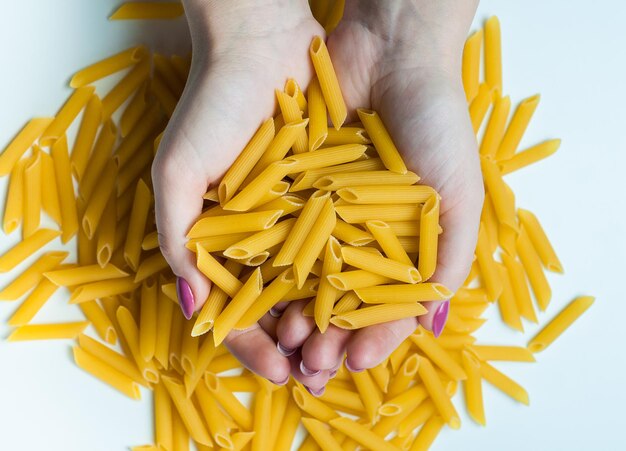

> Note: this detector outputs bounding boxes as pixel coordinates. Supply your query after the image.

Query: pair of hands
[152,0,483,393]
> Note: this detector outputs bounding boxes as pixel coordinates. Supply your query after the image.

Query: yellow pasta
[324,127,370,147]
[469,345,535,362]
[195,245,243,297]
[314,237,343,332]
[326,270,393,291]
[329,417,397,451]
[462,29,483,103]
[80,119,117,202]
[331,219,373,246]
[484,16,503,92]
[409,415,445,451]
[480,361,529,405]
[336,204,421,223]
[116,306,160,384]
[341,246,420,284]
[475,223,503,302]
[78,333,145,385]
[114,103,164,169]
[357,108,407,174]
[418,195,440,280]
[351,369,383,421]
[496,94,541,160]
[49,137,79,243]
[40,86,94,146]
[355,283,451,304]
[397,400,435,438]
[218,118,274,204]
[517,208,563,273]
[301,417,343,451]
[39,152,62,225]
[480,94,511,159]
[70,95,102,179]
[307,77,328,151]
[386,353,419,399]
[2,159,27,234]
[82,159,118,239]
[134,252,168,283]
[516,226,551,311]
[410,329,467,381]
[224,217,295,260]
[310,36,347,129]
[497,264,523,331]
[275,90,308,154]
[8,322,89,341]
[282,143,366,174]
[7,277,59,326]
[337,185,434,205]
[501,252,537,323]
[204,373,253,431]
[331,303,426,330]
[469,83,494,133]
[73,346,141,400]
[0,251,67,301]
[154,382,173,451]
[315,171,419,191]
[69,276,138,304]
[290,158,385,191]
[0,117,52,176]
[22,150,42,239]
[293,198,336,287]
[250,384,272,451]
[0,229,60,273]
[123,179,152,271]
[528,296,594,353]
[121,83,150,138]
[116,142,153,196]
[110,2,184,20]
[102,59,151,120]
[195,381,233,449]
[45,263,127,287]
[417,356,461,429]
[139,277,158,361]
[71,45,147,87]
[499,138,560,175]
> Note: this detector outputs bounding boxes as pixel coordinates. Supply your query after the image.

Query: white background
[1,1,625,450]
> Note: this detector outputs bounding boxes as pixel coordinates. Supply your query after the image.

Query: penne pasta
[411,329,466,381]
[475,223,503,302]
[355,283,452,304]
[517,208,563,273]
[484,16,503,92]
[310,36,347,129]
[45,263,128,286]
[275,90,307,154]
[307,77,328,151]
[224,217,295,260]
[78,300,117,344]
[0,229,60,272]
[39,152,62,225]
[314,237,343,332]
[82,159,118,239]
[336,204,421,223]
[499,139,561,175]
[417,356,461,429]
[109,2,185,20]
[462,29,483,103]
[331,302,427,330]
[195,381,233,449]
[71,95,102,180]
[0,251,67,301]
[139,277,158,361]
[134,252,169,283]
[124,179,152,271]
[40,87,95,146]
[102,59,151,120]
[7,277,59,326]
[69,276,138,304]
[497,264,524,331]
[357,108,407,174]
[0,117,52,176]
[291,158,385,192]
[315,170,419,191]
[204,373,253,431]
[469,83,494,133]
[154,382,173,451]
[22,151,42,239]
[480,94,511,159]
[329,417,397,451]
[516,226,551,311]
[327,270,394,291]
[3,159,27,234]
[341,246,420,284]
[496,94,541,160]
[301,417,343,451]
[195,245,243,297]
[114,103,163,169]
[8,322,89,341]
[480,361,529,405]
[323,127,370,146]
[78,333,145,386]
[116,306,160,384]
[80,119,117,202]
[97,195,116,266]
[71,46,147,87]
[188,209,283,239]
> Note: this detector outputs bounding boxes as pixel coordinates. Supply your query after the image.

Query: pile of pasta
[0,2,595,451]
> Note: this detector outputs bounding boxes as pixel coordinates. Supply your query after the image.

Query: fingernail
[345,359,363,373]
[305,385,325,397]
[269,307,283,318]
[276,341,296,357]
[272,375,290,386]
[300,360,321,377]
[329,369,338,378]
[176,277,194,320]
[432,300,450,338]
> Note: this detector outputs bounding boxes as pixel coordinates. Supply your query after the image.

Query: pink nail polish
[305,385,325,397]
[345,359,363,373]
[432,301,450,338]
[276,341,296,357]
[272,375,290,386]
[269,307,283,318]
[329,369,338,378]
[300,360,321,377]
[176,277,194,320]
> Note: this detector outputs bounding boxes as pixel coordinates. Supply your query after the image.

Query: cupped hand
[152,0,325,384]
[275,0,483,391]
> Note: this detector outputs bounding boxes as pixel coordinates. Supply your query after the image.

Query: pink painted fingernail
[432,300,450,338]
[300,360,321,377]
[272,375,290,386]
[345,359,363,373]
[329,369,338,378]
[269,307,283,318]
[305,385,325,397]
[176,277,194,320]
[276,341,296,357]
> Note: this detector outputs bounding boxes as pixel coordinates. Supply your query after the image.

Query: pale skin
[153,0,483,391]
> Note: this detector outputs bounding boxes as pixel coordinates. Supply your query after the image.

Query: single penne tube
[336,204,422,223]
[331,303,427,330]
[141,230,159,250]
[195,245,243,297]
[78,333,145,386]
[469,345,535,362]
[482,157,518,232]
[327,270,394,291]
[368,362,391,394]
[292,385,338,423]
[72,346,141,400]
[0,228,60,272]
[484,16,503,92]
[461,350,486,426]
[469,83,494,133]
[452,287,489,303]
[133,252,168,283]
[195,381,233,449]
[71,95,103,180]
[39,86,95,146]
[153,54,184,97]
[96,195,116,266]
[155,282,174,369]
[314,170,419,191]
[212,268,263,346]
[109,2,185,20]
[480,361,529,405]
[307,77,328,151]
[7,277,59,326]
[410,415,445,450]
[331,291,361,314]
[123,179,152,270]
[310,36,347,129]
[154,382,173,451]
[139,277,158,361]
[202,186,219,202]
[314,237,343,333]
[224,217,295,260]
[3,159,27,234]
[480,95,511,159]
[388,339,412,374]
[516,226,551,311]
[69,276,138,304]
[78,300,117,344]
[206,352,240,374]
[188,209,283,238]
[338,185,436,205]
[301,417,343,451]
[218,118,274,204]
[501,252,537,323]
[332,219,374,246]
[451,301,489,318]
[44,263,128,286]
[250,384,272,451]
[116,142,153,196]
[462,29,482,102]
[341,246,420,284]
[290,158,385,191]
[517,208,563,273]
[329,417,397,451]
[162,376,213,447]
[120,82,150,138]
[150,73,177,116]
[248,180,291,210]
[171,409,188,451]
[527,296,594,353]
[357,108,407,174]
[396,400,435,438]
[235,268,295,330]
[114,103,163,169]
[481,192,499,253]
[168,312,184,373]
[101,59,151,120]
[499,139,561,175]
[355,283,452,304]
[282,143,367,173]
[218,374,259,393]
[116,306,160,384]
[386,353,420,399]
[497,265,524,331]
[180,319,198,374]
[250,193,305,217]
[275,90,307,154]
[186,232,253,252]
[204,373,253,431]
[366,220,413,265]
[224,162,289,211]
[79,119,117,202]
[0,117,52,176]
[410,329,467,381]
[0,251,68,301]
[70,45,147,87]
[22,150,42,239]
[475,223,503,302]
[285,78,308,114]
[417,356,461,429]
[39,152,62,225]
[82,159,118,239]
[320,384,365,414]
[323,127,370,146]
[8,321,89,341]
[498,220,517,256]
[496,94,541,160]
[350,368,382,421]
[273,190,330,266]
[293,198,336,288]
[379,384,428,417]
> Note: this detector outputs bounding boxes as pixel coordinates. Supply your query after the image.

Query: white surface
[1,1,625,450]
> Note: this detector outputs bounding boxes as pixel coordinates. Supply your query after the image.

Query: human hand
[275,0,484,394]
[152,0,325,384]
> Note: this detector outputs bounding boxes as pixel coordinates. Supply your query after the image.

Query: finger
[258,311,279,341]
[286,349,330,395]
[223,324,290,385]
[301,324,352,372]
[345,317,419,371]
[275,300,316,353]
